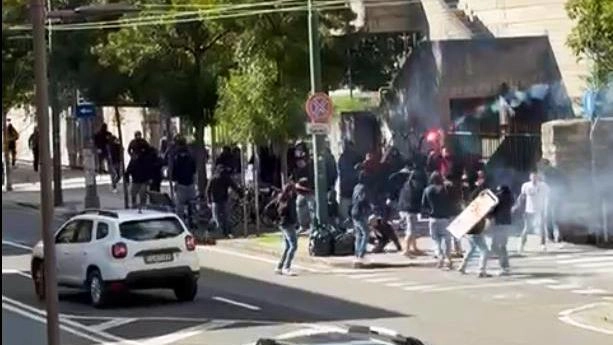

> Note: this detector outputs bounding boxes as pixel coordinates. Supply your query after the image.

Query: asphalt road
[3,200,612,345]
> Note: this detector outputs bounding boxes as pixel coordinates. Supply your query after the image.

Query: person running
[5,119,19,167]
[94,123,112,173]
[422,172,454,269]
[490,185,515,275]
[206,164,242,238]
[275,183,299,276]
[397,164,427,257]
[351,172,372,267]
[457,183,491,277]
[28,126,40,172]
[518,171,550,253]
[108,136,122,192]
[172,137,197,223]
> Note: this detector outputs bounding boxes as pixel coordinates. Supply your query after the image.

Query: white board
[447,189,499,240]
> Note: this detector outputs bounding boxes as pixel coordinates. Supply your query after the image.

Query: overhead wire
[7,0,420,32]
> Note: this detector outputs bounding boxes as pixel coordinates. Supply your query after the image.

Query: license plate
[144,253,173,264]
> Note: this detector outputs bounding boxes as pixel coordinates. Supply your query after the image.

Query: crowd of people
[271,139,563,277]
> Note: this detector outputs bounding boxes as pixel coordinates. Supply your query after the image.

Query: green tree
[96,0,234,193]
[567,0,613,86]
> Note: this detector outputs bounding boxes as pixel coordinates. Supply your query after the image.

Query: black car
[255,325,426,345]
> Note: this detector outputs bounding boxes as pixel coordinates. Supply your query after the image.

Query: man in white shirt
[518,171,550,253]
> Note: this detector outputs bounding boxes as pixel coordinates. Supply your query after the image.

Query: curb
[215,240,438,269]
[13,201,78,220]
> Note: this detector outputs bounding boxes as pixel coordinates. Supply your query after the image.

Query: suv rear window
[119,217,184,241]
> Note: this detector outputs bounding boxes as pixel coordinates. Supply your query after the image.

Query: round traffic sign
[305,92,333,123]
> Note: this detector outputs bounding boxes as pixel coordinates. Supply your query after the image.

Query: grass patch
[256,232,281,247]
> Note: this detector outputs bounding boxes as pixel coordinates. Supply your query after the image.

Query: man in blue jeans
[422,172,454,269]
[351,173,371,267]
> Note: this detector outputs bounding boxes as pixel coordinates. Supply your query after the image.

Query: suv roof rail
[79,209,119,218]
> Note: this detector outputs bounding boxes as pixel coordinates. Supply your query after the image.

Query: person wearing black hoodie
[172,137,197,221]
[489,185,515,275]
[397,165,427,256]
[422,171,454,269]
[125,144,152,208]
[206,164,242,238]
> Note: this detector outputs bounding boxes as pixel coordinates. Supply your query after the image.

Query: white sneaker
[498,269,510,276]
[282,268,297,276]
[274,268,282,275]
[541,245,547,252]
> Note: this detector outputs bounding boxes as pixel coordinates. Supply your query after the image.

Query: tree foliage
[567,0,613,85]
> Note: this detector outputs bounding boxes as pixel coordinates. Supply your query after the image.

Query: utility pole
[77,91,100,209]
[47,0,63,206]
[307,0,329,224]
[30,1,61,344]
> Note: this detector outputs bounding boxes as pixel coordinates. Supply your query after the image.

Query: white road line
[515,254,574,262]
[385,282,418,287]
[2,269,32,279]
[345,273,390,279]
[212,296,261,311]
[427,281,526,292]
[576,262,613,268]
[139,322,220,345]
[1,295,138,345]
[525,278,559,285]
[203,247,319,272]
[2,302,107,344]
[559,257,613,264]
[2,240,33,251]
[546,283,582,290]
[364,277,400,283]
[92,318,137,331]
[558,303,613,335]
[402,284,438,291]
[571,288,610,295]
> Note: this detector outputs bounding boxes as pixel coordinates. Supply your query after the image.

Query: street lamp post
[307,0,329,225]
[30,1,60,345]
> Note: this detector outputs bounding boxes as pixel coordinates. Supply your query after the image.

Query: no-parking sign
[305,92,333,124]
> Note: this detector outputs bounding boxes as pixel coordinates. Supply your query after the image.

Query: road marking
[571,288,610,295]
[2,240,33,251]
[212,296,261,311]
[558,257,613,264]
[204,246,319,272]
[140,322,221,345]
[365,277,400,283]
[385,282,418,287]
[525,278,559,285]
[2,269,32,279]
[344,273,388,279]
[1,295,139,344]
[92,318,137,331]
[546,283,582,290]
[2,302,108,344]
[427,281,526,292]
[558,302,613,335]
[576,262,613,268]
[402,284,438,291]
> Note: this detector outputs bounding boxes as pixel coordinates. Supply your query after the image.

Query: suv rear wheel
[87,269,109,308]
[32,260,45,300]
[174,278,198,302]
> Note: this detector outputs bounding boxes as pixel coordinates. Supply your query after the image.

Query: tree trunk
[194,119,207,195]
[2,111,12,191]
[279,141,288,186]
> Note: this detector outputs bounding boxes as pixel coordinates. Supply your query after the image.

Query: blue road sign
[75,102,96,118]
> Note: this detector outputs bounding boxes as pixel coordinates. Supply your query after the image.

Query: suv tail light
[111,242,128,259]
[185,235,196,251]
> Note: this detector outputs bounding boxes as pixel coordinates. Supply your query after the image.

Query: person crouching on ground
[275,183,299,276]
[369,214,402,253]
[422,172,454,269]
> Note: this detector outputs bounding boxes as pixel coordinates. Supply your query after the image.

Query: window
[119,217,184,241]
[74,220,93,243]
[55,222,77,244]
[55,219,93,244]
[96,222,110,240]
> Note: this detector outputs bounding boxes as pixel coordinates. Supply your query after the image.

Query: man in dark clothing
[5,120,19,166]
[28,127,40,172]
[215,146,234,172]
[125,149,152,208]
[539,159,565,243]
[146,146,164,192]
[338,141,362,222]
[94,123,112,173]
[206,164,243,238]
[172,137,197,221]
[457,182,492,277]
[351,172,372,265]
[422,172,454,269]
[323,147,338,192]
[108,136,123,192]
[369,214,402,253]
[397,166,427,256]
[489,185,515,275]
[128,131,148,157]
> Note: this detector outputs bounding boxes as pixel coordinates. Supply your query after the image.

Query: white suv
[31,209,200,307]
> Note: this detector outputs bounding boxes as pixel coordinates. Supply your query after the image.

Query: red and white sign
[305,92,333,124]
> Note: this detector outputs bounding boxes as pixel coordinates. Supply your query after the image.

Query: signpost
[305,92,333,225]
[76,96,100,208]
